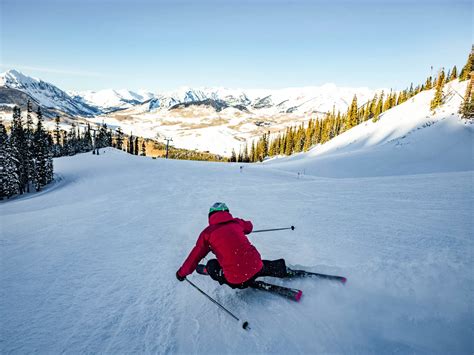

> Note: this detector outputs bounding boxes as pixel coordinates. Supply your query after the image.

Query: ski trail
[1,150,472,353]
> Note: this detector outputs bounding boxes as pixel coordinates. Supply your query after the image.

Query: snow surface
[266,80,474,177]
[1,147,472,353]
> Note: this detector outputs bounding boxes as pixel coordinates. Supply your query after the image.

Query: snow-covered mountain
[0,70,100,117]
[143,84,378,115]
[0,69,382,119]
[73,89,154,113]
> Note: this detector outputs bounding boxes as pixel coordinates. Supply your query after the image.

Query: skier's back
[176,202,289,288]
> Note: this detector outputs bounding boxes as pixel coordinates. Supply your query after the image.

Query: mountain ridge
[0,69,383,117]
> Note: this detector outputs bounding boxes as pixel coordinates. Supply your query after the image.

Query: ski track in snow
[0,148,473,354]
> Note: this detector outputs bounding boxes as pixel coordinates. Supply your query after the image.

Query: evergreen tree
[383,91,395,111]
[67,123,77,155]
[268,135,277,156]
[294,124,305,152]
[116,127,124,150]
[107,129,113,147]
[25,100,35,191]
[262,132,269,158]
[0,122,20,199]
[52,115,62,157]
[134,137,139,155]
[319,116,330,143]
[128,133,134,154]
[459,76,473,118]
[425,76,433,90]
[449,65,458,81]
[83,124,93,151]
[54,116,61,145]
[303,120,314,151]
[459,49,474,81]
[414,85,421,95]
[430,69,446,110]
[46,134,54,184]
[62,130,69,156]
[10,106,28,194]
[312,119,321,144]
[373,91,384,122]
[230,148,237,162]
[243,143,250,162]
[284,127,294,155]
[396,90,407,105]
[250,141,257,162]
[33,107,51,191]
[141,140,146,156]
[335,112,343,135]
[237,148,243,162]
[97,123,108,149]
[346,95,358,129]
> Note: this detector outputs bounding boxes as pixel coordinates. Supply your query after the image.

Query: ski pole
[252,226,295,234]
[185,278,250,330]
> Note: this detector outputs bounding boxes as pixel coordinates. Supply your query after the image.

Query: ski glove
[176,271,185,282]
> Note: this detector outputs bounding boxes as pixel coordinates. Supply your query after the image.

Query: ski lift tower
[90,125,99,155]
[164,137,173,159]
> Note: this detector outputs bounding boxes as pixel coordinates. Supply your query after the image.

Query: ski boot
[196,264,208,275]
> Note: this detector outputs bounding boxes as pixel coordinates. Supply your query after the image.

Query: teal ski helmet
[209,202,229,215]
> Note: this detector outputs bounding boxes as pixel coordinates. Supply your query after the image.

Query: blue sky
[0,0,472,91]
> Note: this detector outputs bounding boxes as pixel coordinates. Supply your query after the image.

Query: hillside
[265,80,473,177]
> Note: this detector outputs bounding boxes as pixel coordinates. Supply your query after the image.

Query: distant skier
[175,202,291,288]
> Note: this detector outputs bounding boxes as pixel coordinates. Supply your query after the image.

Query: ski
[197,264,347,284]
[249,280,303,302]
[196,264,303,301]
[287,268,347,284]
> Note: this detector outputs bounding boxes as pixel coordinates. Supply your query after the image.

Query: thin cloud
[0,64,105,77]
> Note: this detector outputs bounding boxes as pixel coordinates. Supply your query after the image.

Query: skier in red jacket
[176,202,290,288]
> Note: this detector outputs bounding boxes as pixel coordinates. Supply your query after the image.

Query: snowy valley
[0,69,382,155]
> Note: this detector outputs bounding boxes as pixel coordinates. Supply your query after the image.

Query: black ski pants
[205,258,288,289]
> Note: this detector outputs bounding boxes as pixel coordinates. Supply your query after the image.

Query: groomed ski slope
[1,82,473,353]
[1,150,472,353]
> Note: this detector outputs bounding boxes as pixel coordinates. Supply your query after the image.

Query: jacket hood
[209,211,234,225]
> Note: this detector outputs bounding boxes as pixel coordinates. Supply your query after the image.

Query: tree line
[1,103,53,199]
[238,50,473,163]
[0,101,120,199]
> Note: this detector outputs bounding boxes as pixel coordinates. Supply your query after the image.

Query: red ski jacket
[177,211,263,285]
